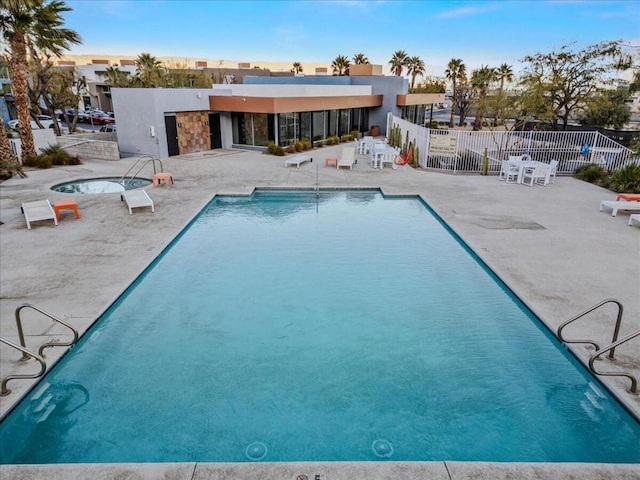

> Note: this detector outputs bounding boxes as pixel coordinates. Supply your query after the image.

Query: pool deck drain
[1,147,639,479]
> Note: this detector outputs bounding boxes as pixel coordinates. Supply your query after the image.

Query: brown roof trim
[396,93,445,106]
[209,95,383,113]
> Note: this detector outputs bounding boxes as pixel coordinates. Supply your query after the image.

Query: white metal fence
[386,113,638,174]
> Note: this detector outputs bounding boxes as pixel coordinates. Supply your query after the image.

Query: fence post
[482,148,489,175]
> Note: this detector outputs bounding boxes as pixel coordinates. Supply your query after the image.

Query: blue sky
[63,0,640,76]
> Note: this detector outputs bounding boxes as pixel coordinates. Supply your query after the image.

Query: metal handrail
[0,337,46,396]
[589,329,640,393]
[15,303,79,359]
[557,299,623,358]
[118,155,164,186]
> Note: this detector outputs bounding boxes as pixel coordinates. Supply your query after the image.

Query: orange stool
[325,156,337,168]
[53,199,79,221]
[152,173,174,187]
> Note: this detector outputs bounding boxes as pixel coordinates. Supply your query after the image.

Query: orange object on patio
[53,199,80,221]
[152,173,174,187]
[615,193,640,202]
[324,156,337,168]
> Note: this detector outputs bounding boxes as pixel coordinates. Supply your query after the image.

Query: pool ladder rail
[118,155,164,187]
[557,298,639,393]
[1,303,79,396]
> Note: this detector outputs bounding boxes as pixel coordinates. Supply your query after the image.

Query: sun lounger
[629,214,640,227]
[337,147,356,170]
[121,189,154,214]
[21,200,58,229]
[599,200,640,217]
[284,155,312,168]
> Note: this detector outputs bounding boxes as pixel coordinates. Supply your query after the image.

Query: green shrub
[35,155,52,169]
[22,155,39,168]
[340,134,352,143]
[575,163,606,183]
[266,143,278,154]
[274,146,285,156]
[350,130,360,139]
[300,139,312,151]
[294,141,304,152]
[326,135,340,146]
[608,164,640,193]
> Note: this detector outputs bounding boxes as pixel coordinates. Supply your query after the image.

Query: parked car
[78,111,115,125]
[7,115,54,130]
[99,124,116,133]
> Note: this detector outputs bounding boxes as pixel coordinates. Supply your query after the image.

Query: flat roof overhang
[396,93,445,106]
[209,95,383,113]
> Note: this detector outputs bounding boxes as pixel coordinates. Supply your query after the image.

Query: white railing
[386,113,638,174]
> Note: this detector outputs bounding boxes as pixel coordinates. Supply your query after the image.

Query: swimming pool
[1,191,639,464]
[51,177,152,194]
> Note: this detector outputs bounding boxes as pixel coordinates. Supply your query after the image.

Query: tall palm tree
[471,65,496,130]
[331,55,350,76]
[494,63,513,125]
[1,0,81,162]
[105,65,130,87]
[389,50,408,76]
[352,53,369,65]
[134,52,164,87]
[406,56,425,89]
[445,58,466,128]
[291,62,303,74]
[496,63,513,93]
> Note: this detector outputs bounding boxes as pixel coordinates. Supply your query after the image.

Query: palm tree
[389,50,408,76]
[406,56,425,89]
[471,65,496,130]
[1,0,81,162]
[291,62,303,74]
[134,52,164,87]
[105,65,130,87]
[352,53,369,65]
[494,63,513,125]
[445,58,466,128]
[496,63,513,93]
[331,55,350,76]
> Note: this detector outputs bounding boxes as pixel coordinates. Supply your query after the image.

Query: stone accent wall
[176,111,210,155]
[57,133,120,161]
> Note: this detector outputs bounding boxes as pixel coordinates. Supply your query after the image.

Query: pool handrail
[557,298,624,359]
[589,329,640,393]
[118,155,164,187]
[0,336,46,396]
[15,303,79,359]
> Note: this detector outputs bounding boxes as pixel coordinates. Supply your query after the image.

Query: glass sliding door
[312,111,325,143]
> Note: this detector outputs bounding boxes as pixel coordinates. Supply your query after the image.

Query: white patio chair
[380,151,397,170]
[548,160,559,184]
[521,164,550,186]
[499,160,519,183]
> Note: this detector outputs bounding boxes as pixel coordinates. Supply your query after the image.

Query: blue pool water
[1,191,639,464]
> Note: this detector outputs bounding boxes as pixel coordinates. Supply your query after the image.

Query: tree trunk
[449,82,456,128]
[0,118,26,178]
[10,33,37,161]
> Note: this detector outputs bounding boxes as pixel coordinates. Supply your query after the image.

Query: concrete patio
[0,146,638,479]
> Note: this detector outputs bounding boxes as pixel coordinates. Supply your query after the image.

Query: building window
[312,111,325,142]
[278,112,299,146]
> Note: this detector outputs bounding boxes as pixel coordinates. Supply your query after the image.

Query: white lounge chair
[599,200,640,217]
[122,189,154,215]
[21,200,58,229]
[284,155,312,168]
[337,147,356,170]
[628,214,640,227]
